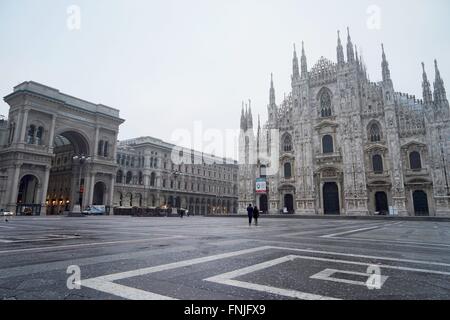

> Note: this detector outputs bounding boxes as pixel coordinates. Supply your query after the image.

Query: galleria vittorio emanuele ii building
[0,81,238,215]
[239,29,450,216]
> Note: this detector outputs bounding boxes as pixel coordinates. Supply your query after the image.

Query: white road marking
[81,246,271,299]
[310,268,388,287]
[323,235,450,248]
[0,236,182,254]
[0,234,81,243]
[320,222,401,238]
[81,278,176,300]
[96,246,271,282]
[205,255,339,300]
[0,225,15,229]
[266,245,450,268]
[80,244,450,300]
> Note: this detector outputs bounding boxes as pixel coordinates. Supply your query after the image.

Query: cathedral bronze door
[413,190,429,216]
[284,194,294,214]
[323,182,340,215]
[260,194,268,214]
[375,192,389,215]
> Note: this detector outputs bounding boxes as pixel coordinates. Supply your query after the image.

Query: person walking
[253,206,260,226]
[246,204,253,226]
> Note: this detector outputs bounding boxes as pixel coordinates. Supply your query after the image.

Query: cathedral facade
[239,29,450,217]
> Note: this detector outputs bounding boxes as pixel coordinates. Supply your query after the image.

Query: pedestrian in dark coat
[247,204,253,226]
[253,206,260,226]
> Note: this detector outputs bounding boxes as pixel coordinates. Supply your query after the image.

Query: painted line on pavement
[320,222,402,238]
[310,268,389,288]
[0,236,183,254]
[204,255,339,300]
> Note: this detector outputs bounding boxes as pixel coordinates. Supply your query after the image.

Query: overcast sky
[1,0,449,158]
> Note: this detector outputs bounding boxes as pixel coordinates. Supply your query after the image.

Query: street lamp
[72,155,91,213]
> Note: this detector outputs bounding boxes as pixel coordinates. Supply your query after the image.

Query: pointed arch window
[369,123,382,142]
[320,91,332,117]
[283,134,293,153]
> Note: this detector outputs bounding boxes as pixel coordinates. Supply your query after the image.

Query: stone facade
[0,81,124,215]
[114,137,239,215]
[239,30,450,217]
[0,81,239,215]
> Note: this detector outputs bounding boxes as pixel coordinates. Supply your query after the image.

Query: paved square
[1,216,450,300]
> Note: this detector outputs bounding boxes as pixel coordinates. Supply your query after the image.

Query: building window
[36,127,44,145]
[27,125,36,144]
[150,172,156,187]
[369,123,381,142]
[126,171,132,184]
[98,140,104,156]
[260,165,267,178]
[410,151,422,170]
[283,134,293,153]
[372,154,384,174]
[320,91,332,117]
[103,141,109,157]
[116,170,123,183]
[284,162,292,179]
[322,135,334,154]
[138,171,143,185]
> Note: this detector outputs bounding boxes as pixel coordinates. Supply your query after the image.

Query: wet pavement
[0,215,449,300]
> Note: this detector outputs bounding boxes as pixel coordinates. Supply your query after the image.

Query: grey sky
[1,0,449,158]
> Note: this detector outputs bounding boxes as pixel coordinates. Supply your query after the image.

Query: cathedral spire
[422,62,433,105]
[337,30,345,65]
[346,27,355,63]
[301,41,308,78]
[434,59,448,104]
[292,43,300,80]
[270,73,276,106]
[240,102,247,131]
[381,43,391,83]
[247,99,253,129]
[355,45,360,69]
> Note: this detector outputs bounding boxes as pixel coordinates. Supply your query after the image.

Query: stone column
[94,127,100,158]
[40,166,51,216]
[108,174,115,213]
[19,109,30,144]
[84,172,96,207]
[48,115,57,151]
[8,164,22,213]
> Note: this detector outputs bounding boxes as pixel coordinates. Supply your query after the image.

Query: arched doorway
[413,190,429,216]
[284,194,294,214]
[375,192,389,215]
[17,175,41,215]
[17,175,39,204]
[93,182,106,205]
[323,182,340,215]
[48,131,91,213]
[260,194,268,214]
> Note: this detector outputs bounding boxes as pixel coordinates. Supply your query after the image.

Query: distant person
[247,204,253,226]
[253,206,260,226]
